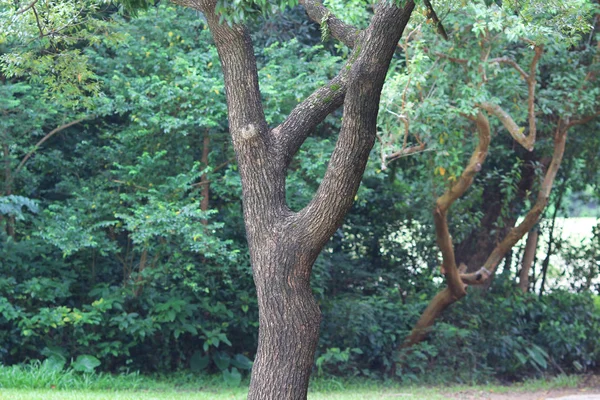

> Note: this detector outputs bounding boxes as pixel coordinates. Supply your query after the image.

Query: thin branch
[423,0,448,40]
[16,117,87,173]
[16,0,38,14]
[567,111,599,128]
[31,5,44,37]
[526,45,543,147]
[489,57,528,80]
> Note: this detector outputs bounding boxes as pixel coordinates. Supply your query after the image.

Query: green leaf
[213,351,231,371]
[71,354,101,373]
[190,351,210,372]
[223,367,242,387]
[231,354,252,370]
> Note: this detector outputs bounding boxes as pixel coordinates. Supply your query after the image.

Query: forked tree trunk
[173,1,416,398]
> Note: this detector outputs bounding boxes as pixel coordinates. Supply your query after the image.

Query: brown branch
[16,117,87,173]
[518,228,538,293]
[467,122,569,283]
[299,0,361,48]
[16,0,38,14]
[31,5,44,37]
[435,111,491,296]
[489,57,528,80]
[567,111,599,128]
[399,112,491,351]
[526,45,543,147]
[423,0,448,41]
[385,143,427,161]
[479,102,533,151]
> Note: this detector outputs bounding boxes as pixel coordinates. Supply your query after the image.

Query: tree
[154,0,417,398]
[373,1,599,354]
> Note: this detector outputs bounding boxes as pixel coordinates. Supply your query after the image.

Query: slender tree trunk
[3,143,14,238]
[538,163,568,296]
[519,229,538,293]
[200,129,210,225]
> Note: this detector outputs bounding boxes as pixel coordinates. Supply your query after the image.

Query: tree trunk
[3,143,14,238]
[249,239,321,399]
[519,229,538,293]
[200,129,210,225]
[176,1,415,397]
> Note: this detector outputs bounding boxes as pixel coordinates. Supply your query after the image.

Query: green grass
[0,362,583,400]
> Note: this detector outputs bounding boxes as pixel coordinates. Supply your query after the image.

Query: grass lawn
[0,369,588,400]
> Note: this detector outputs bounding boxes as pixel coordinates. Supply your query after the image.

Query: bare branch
[526,45,543,147]
[437,112,491,214]
[435,112,490,296]
[299,0,361,48]
[479,101,533,151]
[31,6,44,37]
[423,0,448,41]
[567,111,599,128]
[467,122,569,283]
[16,0,38,14]
[489,57,528,80]
[16,117,87,173]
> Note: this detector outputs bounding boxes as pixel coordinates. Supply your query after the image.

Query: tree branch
[423,0,448,41]
[295,0,416,248]
[479,101,533,151]
[272,70,348,167]
[16,117,87,173]
[467,121,569,283]
[489,57,528,80]
[435,111,490,296]
[299,0,361,48]
[273,1,366,166]
[16,0,38,14]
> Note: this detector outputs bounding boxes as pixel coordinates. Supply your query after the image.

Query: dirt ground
[443,376,600,400]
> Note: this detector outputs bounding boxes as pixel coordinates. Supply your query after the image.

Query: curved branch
[436,111,490,296]
[479,101,533,151]
[467,122,568,283]
[16,117,87,173]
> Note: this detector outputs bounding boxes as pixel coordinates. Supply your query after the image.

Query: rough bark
[519,228,538,293]
[169,1,415,398]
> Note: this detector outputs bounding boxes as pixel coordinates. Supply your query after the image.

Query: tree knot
[240,123,259,140]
